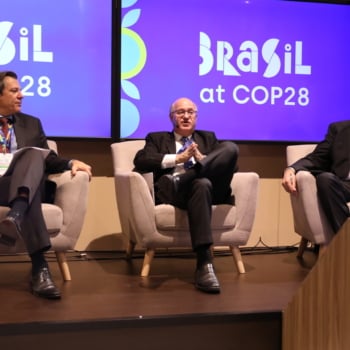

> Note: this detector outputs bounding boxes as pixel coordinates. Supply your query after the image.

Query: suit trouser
[0,149,51,254]
[158,141,238,250]
[316,172,350,234]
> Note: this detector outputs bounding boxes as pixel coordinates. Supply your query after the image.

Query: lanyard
[0,122,13,153]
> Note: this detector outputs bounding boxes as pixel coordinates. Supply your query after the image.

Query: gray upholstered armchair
[0,140,90,281]
[286,144,350,257]
[111,140,259,277]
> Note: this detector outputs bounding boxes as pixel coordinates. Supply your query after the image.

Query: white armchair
[111,140,259,277]
[0,140,90,281]
[286,144,350,257]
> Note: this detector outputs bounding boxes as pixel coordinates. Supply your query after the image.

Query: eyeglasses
[172,109,197,117]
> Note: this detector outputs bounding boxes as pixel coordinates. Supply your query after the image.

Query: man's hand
[193,144,205,161]
[282,167,297,194]
[175,142,206,164]
[176,143,197,164]
[70,160,92,181]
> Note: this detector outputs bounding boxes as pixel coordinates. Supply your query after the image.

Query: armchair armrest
[114,170,157,245]
[231,172,259,239]
[48,170,90,250]
[292,171,334,243]
[141,172,155,201]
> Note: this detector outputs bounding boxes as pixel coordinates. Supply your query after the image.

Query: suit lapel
[192,131,206,152]
[164,132,176,154]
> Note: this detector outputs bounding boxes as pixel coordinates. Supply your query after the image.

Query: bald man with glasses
[134,97,239,294]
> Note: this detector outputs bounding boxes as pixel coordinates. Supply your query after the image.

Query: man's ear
[169,114,177,128]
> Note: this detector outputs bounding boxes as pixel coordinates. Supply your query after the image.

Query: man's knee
[16,148,44,163]
[316,172,338,191]
[218,141,239,172]
[220,141,239,158]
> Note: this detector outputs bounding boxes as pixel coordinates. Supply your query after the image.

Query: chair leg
[230,246,245,274]
[55,251,71,281]
[126,240,136,260]
[141,248,155,277]
[297,237,308,258]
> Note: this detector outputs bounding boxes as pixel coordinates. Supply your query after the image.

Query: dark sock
[8,197,29,226]
[30,251,48,276]
[195,245,213,268]
[18,186,30,198]
[10,197,29,215]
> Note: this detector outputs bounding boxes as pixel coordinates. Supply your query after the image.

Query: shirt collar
[174,132,193,142]
[0,115,14,124]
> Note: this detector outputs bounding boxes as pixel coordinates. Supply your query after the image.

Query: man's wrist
[286,166,296,174]
[68,159,75,169]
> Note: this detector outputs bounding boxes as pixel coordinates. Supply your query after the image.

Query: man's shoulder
[194,130,216,138]
[147,131,170,136]
[328,120,350,131]
[146,131,173,139]
[14,112,40,123]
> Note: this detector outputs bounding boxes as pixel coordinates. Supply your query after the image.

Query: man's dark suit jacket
[133,130,219,183]
[12,112,69,174]
[292,120,350,179]
[11,112,71,202]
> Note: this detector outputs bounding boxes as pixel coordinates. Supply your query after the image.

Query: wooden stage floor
[0,248,317,350]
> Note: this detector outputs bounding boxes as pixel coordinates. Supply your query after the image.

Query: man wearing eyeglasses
[134,97,238,294]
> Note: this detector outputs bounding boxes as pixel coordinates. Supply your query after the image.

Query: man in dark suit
[282,120,350,235]
[134,97,238,293]
[0,70,92,299]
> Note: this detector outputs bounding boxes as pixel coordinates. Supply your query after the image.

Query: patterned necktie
[0,118,10,153]
[0,118,8,137]
[178,137,194,169]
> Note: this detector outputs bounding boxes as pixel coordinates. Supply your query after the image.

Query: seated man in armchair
[133,97,239,294]
[0,70,92,299]
[282,120,350,236]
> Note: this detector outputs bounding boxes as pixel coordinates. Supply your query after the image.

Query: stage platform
[0,248,316,350]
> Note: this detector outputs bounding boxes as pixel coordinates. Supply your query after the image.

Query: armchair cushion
[155,205,235,231]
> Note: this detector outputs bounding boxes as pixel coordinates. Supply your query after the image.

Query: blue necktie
[178,137,194,169]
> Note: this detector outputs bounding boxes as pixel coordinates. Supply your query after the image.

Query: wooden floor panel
[0,249,316,350]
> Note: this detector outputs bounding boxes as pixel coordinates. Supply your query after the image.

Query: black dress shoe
[0,214,21,247]
[156,174,180,203]
[195,263,221,294]
[30,267,61,299]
